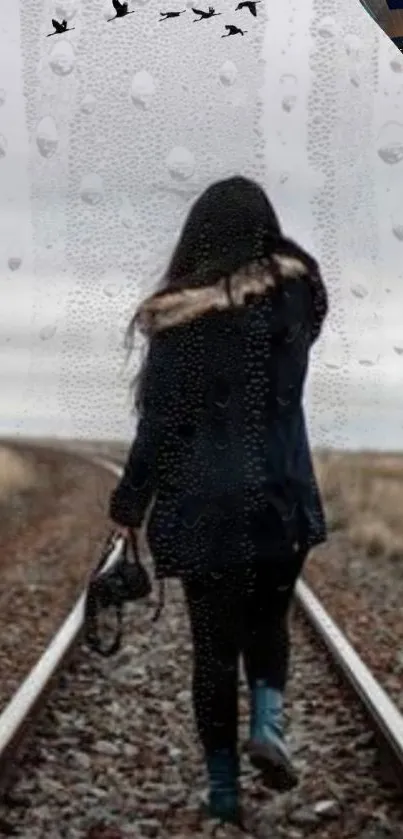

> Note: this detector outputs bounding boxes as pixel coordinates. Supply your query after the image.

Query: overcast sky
[1,0,403,449]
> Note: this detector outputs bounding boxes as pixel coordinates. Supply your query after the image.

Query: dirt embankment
[0,443,117,712]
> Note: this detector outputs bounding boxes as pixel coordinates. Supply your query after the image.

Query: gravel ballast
[1,569,402,839]
[304,532,403,716]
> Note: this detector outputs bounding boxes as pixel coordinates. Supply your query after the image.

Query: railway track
[0,447,402,837]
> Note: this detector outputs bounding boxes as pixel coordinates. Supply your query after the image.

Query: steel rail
[0,457,123,796]
[0,449,403,800]
[295,579,403,787]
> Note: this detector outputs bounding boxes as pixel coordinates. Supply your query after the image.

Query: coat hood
[136,254,315,336]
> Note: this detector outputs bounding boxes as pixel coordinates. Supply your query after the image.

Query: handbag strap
[127,530,165,623]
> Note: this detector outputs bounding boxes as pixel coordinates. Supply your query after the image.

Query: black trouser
[182,551,306,754]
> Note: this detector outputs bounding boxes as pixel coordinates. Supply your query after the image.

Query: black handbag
[84,529,164,657]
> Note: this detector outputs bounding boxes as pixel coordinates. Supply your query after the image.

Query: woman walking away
[109,176,328,826]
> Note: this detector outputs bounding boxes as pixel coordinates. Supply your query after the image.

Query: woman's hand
[112,523,141,543]
[112,524,133,540]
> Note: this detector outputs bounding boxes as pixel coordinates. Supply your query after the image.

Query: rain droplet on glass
[393,346,403,355]
[49,41,76,76]
[219,61,238,86]
[390,58,403,73]
[282,95,297,113]
[80,94,96,114]
[54,1,77,20]
[0,89,6,107]
[130,71,156,110]
[377,122,403,165]
[80,173,104,205]
[392,224,403,241]
[351,284,368,298]
[40,325,57,341]
[103,283,123,298]
[166,146,195,181]
[0,135,7,159]
[317,16,336,38]
[119,194,136,228]
[36,116,59,158]
[8,257,22,271]
[344,33,362,58]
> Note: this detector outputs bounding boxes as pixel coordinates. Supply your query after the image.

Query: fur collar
[136,255,309,335]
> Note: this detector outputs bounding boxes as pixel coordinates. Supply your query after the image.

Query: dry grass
[2,436,402,565]
[314,450,403,561]
[0,445,36,502]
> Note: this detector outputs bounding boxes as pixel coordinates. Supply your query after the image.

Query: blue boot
[205,748,242,825]
[247,681,298,791]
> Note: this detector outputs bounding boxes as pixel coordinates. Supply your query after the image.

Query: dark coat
[109,248,328,581]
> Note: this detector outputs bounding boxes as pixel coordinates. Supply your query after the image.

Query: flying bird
[159,10,186,19]
[221,24,247,36]
[107,0,135,21]
[47,18,75,36]
[192,6,221,19]
[235,0,261,16]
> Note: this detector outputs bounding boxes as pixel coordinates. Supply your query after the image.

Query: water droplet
[40,324,57,341]
[282,95,297,113]
[36,116,59,158]
[219,61,238,86]
[393,346,403,355]
[166,146,195,181]
[350,71,360,87]
[79,173,104,205]
[390,58,403,73]
[80,93,96,114]
[130,70,156,110]
[377,122,403,164]
[8,257,22,271]
[49,41,75,76]
[54,1,77,20]
[0,134,7,159]
[378,142,403,164]
[317,16,336,38]
[103,282,122,298]
[351,284,368,298]
[118,194,136,228]
[392,224,403,241]
[344,33,362,58]
[0,89,6,107]
[279,172,289,184]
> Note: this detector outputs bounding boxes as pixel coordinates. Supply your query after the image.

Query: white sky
[1,0,403,449]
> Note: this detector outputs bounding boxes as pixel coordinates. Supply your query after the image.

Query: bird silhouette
[159,10,186,20]
[47,18,75,36]
[235,0,261,16]
[192,6,221,20]
[221,24,247,36]
[107,0,135,21]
